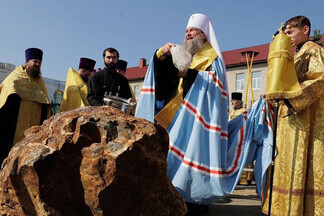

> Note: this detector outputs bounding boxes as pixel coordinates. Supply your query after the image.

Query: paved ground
[209,184,262,216]
[187,184,264,216]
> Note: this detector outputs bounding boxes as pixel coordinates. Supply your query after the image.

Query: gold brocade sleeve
[289,42,324,113]
[156,47,166,60]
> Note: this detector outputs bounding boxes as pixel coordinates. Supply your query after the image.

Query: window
[252,71,261,90]
[236,73,244,91]
[134,85,140,99]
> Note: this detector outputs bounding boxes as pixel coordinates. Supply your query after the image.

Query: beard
[105,62,116,69]
[170,45,192,72]
[170,34,205,72]
[26,67,41,79]
[182,34,204,55]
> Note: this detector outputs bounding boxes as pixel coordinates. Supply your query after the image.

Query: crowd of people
[0,46,133,164]
[0,13,323,216]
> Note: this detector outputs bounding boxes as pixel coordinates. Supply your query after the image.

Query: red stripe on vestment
[262,108,272,128]
[169,145,185,159]
[208,72,228,97]
[267,103,275,119]
[182,100,228,138]
[227,126,244,174]
[141,88,155,92]
[169,124,244,175]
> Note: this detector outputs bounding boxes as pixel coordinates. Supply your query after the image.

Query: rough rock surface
[0,106,187,216]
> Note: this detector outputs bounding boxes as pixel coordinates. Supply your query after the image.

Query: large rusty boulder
[0,106,186,216]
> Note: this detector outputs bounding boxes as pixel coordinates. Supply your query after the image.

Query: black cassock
[87,67,132,106]
[153,52,199,106]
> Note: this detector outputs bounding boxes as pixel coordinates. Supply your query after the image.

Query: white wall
[0,62,65,102]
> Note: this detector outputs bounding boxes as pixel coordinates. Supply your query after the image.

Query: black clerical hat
[25,48,43,62]
[79,57,96,71]
[231,92,242,100]
[116,60,128,72]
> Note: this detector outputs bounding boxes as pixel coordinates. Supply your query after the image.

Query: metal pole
[268,99,279,215]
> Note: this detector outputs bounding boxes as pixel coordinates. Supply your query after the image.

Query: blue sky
[0,0,323,81]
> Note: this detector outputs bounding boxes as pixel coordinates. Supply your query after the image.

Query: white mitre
[186,13,223,60]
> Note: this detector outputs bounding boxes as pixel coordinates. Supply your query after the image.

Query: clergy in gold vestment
[228,92,245,120]
[59,57,96,112]
[0,48,50,165]
[262,16,324,216]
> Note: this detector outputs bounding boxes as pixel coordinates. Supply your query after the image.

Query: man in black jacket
[87,47,132,106]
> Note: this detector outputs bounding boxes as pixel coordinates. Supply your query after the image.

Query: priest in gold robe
[0,48,50,165]
[228,92,245,120]
[262,16,324,216]
[59,57,96,112]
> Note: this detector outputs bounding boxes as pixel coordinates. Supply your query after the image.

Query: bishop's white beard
[170,35,204,72]
[170,45,192,72]
[182,35,204,56]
